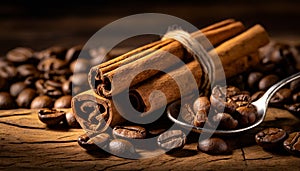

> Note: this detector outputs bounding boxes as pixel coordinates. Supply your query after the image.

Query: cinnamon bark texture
[88,19,245,97]
[71,90,125,133]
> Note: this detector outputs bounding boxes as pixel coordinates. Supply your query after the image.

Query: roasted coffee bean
[193,96,210,113]
[212,113,238,130]
[270,88,292,106]
[6,47,33,63]
[248,72,263,89]
[251,91,265,102]
[235,104,258,127]
[109,139,136,156]
[70,73,88,86]
[290,78,300,93]
[65,45,83,63]
[77,133,101,151]
[38,58,68,73]
[65,110,80,128]
[157,130,186,152]
[113,125,147,139]
[62,80,72,95]
[193,110,208,127]
[0,92,16,109]
[87,133,110,148]
[10,82,27,97]
[285,103,300,115]
[258,75,279,91]
[0,62,17,80]
[17,64,39,79]
[283,132,300,156]
[54,95,72,108]
[34,46,67,60]
[30,95,53,109]
[293,92,300,103]
[24,76,37,86]
[210,85,238,113]
[255,128,287,149]
[231,92,251,107]
[16,88,36,108]
[38,109,66,125]
[70,58,91,73]
[197,137,229,155]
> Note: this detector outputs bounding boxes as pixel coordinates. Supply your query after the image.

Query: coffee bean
[212,113,238,130]
[65,110,80,128]
[197,137,229,154]
[290,78,300,93]
[113,125,146,139]
[10,82,27,97]
[77,133,101,151]
[6,47,33,63]
[38,109,66,125]
[255,128,287,149]
[38,58,68,74]
[210,86,238,113]
[270,88,292,106]
[0,92,16,109]
[193,109,208,127]
[283,132,300,156]
[30,95,53,109]
[258,75,279,91]
[193,96,210,113]
[285,103,300,115]
[0,62,17,80]
[70,73,88,86]
[65,45,83,63]
[88,133,110,148]
[109,139,136,156]
[62,80,72,95]
[34,46,67,60]
[17,64,39,79]
[248,72,263,90]
[235,104,258,127]
[251,91,265,102]
[157,130,186,152]
[16,88,36,108]
[293,92,300,103]
[54,95,72,108]
[70,58,91,73]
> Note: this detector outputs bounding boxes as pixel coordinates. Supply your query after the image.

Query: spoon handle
[260,72,300,106]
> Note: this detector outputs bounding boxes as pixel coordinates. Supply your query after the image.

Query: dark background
[0,0,299,55]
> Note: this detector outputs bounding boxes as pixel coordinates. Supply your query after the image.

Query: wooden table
[1,107,300,170]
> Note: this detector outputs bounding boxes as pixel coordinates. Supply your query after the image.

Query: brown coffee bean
[34,46,67,60]
[248,72,263,89]
[285,103,300,115]
[70,73,88,86]
[10,82,27,97]
[16,88,36,108]
[290,78,300,93]
[283,132,300,156]
[197,137,229,155]
[270,88,292,106]
[62,80,71,95]
[193,96,210,113]
[65,45,83,63]
[109,139,136,157]
[259,75,279,91]
[212,113,238,130]
[251,91,265,102]
[30,95,53,109]
[38,58,68,73]
[77,133,109,151]
[77,133,99,151]
[6,47,33,63]
[293,92,300,103]
[38,109,66,125]
[113,125,147,139]
[70,58,90,73]
[231,92,251,107]
[236,104,258,127]
[193,110,208,127]
[157,130,186,152]
[0,92,16,109]
[17,64,39,79]
[0,62,17,80]
[54,95,72,108]
[65,110,80,128]
[255,128,287,149]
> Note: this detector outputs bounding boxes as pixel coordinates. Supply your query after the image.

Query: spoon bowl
[167,72,300,135]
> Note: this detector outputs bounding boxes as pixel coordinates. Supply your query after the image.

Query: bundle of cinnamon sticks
[72,19,269,133]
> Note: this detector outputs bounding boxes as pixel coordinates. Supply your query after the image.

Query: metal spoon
[167,72,300,135]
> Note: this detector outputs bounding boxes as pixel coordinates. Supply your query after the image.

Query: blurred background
[0,0,299,55]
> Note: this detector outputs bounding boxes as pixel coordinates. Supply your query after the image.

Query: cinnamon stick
[89,20,245,97]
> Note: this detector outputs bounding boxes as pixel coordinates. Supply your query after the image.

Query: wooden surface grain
[0,108,300,170]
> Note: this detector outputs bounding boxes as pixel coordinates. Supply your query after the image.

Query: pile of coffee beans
[255,128,300,156]
[0,45,123,110]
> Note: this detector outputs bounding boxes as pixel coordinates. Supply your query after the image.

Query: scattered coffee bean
[65,110,80,128]
[62,80,72,95]
[30,95,53,109]
[285,103,300,115]
[193,110,208,127]
[248,72,263,90]
[258,75,279,91]
[270,88,292,106]
[38,109,66,125]
[193,96,210,113]
[6,47,33,63]
[70,58,91,73]
[290,78,300,93]
[109,139,136,157]
[0,62,17,80]
[235,104,258,127]
[54,95,72,108]
[293,92,300,103]
[17,64,39,79]
[16,88,36,108]
[157,130,186,152]
[0,92,16,109]
[77,133,100,151]
[255,128,287,149]
[197,137,229,155]
[251,91,265,102]
[113,125,147,139]
[212,113,238,130]
[210,85,238,113]
[10,82,27,97]
[65,45,83,63]
[283,132,300,156]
